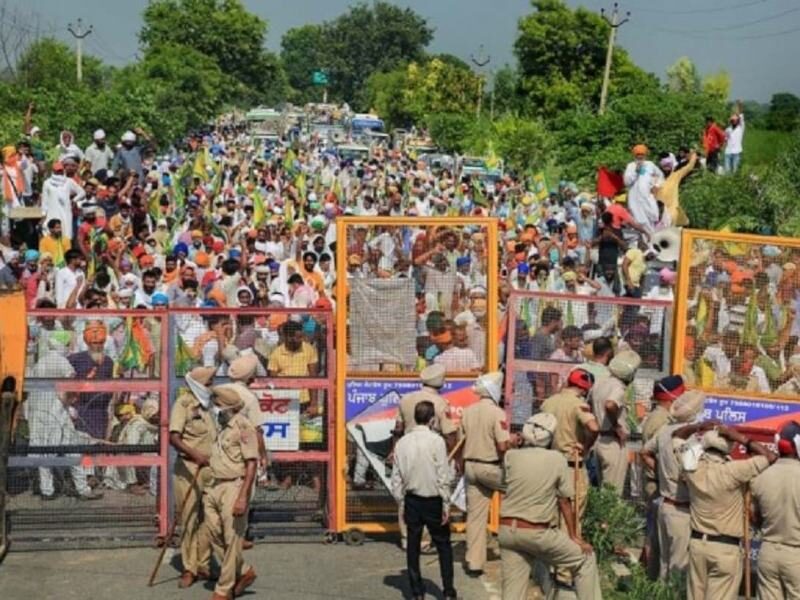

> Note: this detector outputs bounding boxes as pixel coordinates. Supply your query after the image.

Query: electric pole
[67,18,93,83]
[470,45,490,120]
[599,3,630,115]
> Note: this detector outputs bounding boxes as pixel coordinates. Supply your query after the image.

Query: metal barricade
[8,309,169,549]
[166,307,336,541]
[504,289,673,499]
[334,216,500,541]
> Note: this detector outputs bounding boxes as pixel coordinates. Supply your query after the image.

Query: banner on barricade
[259,389,301,451]
[703,394,800,428]
[345,379,476,423]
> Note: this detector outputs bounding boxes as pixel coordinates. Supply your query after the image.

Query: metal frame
[334,216,499,535]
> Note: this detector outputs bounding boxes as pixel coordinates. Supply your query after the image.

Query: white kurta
[624,160,664,233]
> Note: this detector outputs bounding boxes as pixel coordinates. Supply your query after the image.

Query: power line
[630,0,769,16]
[655,6,800,33]
[654,23,800,40]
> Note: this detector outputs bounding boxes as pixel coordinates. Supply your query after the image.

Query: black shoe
[444,593,458,600]
[40,494,57,501]
[464,567,483,578]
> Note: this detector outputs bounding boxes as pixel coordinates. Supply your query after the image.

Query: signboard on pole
[312,70,329,86]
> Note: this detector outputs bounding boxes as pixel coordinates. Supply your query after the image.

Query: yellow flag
[532,172,548,202]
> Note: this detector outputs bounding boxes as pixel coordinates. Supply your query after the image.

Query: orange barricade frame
[334,216,499,537]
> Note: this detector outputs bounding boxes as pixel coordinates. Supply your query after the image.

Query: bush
[582,484,643,565]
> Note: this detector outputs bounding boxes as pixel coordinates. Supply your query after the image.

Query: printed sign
[345,379,477,423]
[259,389,300,451]
[702,394,800,429]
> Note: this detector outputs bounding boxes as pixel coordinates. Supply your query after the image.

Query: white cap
[29,126,41,136]
[93,129,106,141]
[121,130,136,142]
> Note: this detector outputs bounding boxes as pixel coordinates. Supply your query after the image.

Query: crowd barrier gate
[334,216,499,542]
[5,306,335,550]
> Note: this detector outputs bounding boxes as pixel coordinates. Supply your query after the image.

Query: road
[0,535,496,599]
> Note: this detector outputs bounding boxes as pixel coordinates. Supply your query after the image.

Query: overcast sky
[19,0,800,102]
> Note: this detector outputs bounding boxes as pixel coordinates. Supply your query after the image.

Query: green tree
[492,65,521,117]
[282,1,433,108]
[280,24,327,104]
[514,0,656,119]
[702,70,731,103]
[140,0,284,103]
[666,56,700,94]
[766,92,800,131]
[16,38,108,89]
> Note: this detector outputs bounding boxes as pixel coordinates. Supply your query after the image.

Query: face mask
[185,374,211,408]
[472,308,487,318]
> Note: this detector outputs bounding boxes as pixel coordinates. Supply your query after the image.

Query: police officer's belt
[662,497,690,508]
[212,476,243,485]
[567,460,583,468]
[691,530,740,546]
[499,517,551,530]
[464,458,500,465]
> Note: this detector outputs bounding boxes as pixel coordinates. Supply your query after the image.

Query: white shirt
[725,114,745,155]
[84,143,115,174]
[624,160,664,233]
[42,175,85,241]
[390,425,451,503]
[55,266,83,308]
[434,346,480,372]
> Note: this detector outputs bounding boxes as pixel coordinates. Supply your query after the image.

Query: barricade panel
[335,217,499,534]
[505,289,673,429]
[674,229,800,401]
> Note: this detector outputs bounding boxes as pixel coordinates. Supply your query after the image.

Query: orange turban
[431,330,452,345]
[632,144,649,156]
[83,320,108,345]
[194,251,210,268]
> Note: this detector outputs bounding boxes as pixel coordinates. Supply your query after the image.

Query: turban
[632,144,649,156]
[194,252,210,268]
[609,350,641,382]
[562,271,577,283]
[456,256,471,268]
[430,330,452,345]
[654,375,685,402]
[669,389,706,424]
[187,366,215,387]
[474,371,503,404]
[420,364,446,388]
[521,412,557,447]
[2,145,16,160]
[777,421,800,458]
[116,403,136,418]
[24,250,39,262]
[141,397,159,420]
[567,368,595,392]
[211,385,244,409]
[702,429,733,455]
[174,242,189,255]
[228,354,259,382]
[83,320,108,345]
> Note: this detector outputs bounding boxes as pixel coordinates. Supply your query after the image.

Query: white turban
[521,412,557,447]
[474,371,503,404]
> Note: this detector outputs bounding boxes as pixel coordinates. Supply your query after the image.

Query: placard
[258,389,300,451]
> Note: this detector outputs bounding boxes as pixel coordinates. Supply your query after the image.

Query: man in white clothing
[41,160,85,243]
[724,102,745,173]
[55,249,85,308]
[84,129,115,175]
[624,144,664,234]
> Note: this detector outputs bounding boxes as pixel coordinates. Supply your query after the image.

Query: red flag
[597,167,625,198]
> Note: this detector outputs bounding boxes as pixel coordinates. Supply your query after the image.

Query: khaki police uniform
[168,389,216,577]
[751,457,800,600]
[203,411,260,597]
[640,404,670,578]
[684,453,769,600]
[641,405,670,498]
[591,376,629,494]
[643,422,691,578]
[499,446,602,600]
[540,388,596,523]
[460,397,510,571]
[395,384,454,549]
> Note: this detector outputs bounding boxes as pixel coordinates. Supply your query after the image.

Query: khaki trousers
[657,502,690,579]
[464,462,503,571]
[173,458,212,575]
[203,479,252,596]
[757,540,800,600]
[498,525,602,600]
[595,436,627,494]
[688,538,742,600]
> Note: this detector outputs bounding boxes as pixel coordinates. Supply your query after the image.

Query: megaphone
[651,227,681,263]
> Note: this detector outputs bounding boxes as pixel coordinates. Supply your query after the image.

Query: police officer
[751,420,800,600]
[540,368,599,524]
[640,389,705,579]
[169,366,216,589]
[393,364,455,551]
[639,374,686,575]
[460,371,511,576]
[679,424,776,600]
[499,412,602,600]
[204,385,260,600]
[591,349,641,495]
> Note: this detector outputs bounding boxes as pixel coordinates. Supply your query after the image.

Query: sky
[16,0,800,102]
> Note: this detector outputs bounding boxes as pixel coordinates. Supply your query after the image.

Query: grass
[743,127,795,167]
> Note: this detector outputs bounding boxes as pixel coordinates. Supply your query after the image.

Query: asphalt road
[0,536,494,600]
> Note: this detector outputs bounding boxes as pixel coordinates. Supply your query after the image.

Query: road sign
[312,70,329,86]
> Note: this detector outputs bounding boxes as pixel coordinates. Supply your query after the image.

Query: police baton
[743,485,752,600]
[147,467,202,587]
[572,447,581,537]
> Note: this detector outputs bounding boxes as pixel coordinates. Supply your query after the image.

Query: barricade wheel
[344,528,365,546]
[323,531,339,545]
[154,535,166,548]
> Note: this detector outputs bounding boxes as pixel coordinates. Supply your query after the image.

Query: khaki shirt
[169,390,216,458]
[642,406,670,444]
[685,453,770,538]
[216,382,265,429]
[540,388,596,458]
[501,447,572,525]
[591,376,629,435]
[209,412,259,480]
[751,458,800,546]
[643,422,687,502]
[460,397,510,462]
[396,386,454,435]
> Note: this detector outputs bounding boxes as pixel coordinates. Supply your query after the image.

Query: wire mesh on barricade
[167,307,335,540]
[504,290,673,501]
[674,229,800,400]
[9,309,168,549]
[335,217,500,538]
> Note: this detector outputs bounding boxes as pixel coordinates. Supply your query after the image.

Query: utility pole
[470,45,490,120]
[599,3,630,115]
[67,18,93,83]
